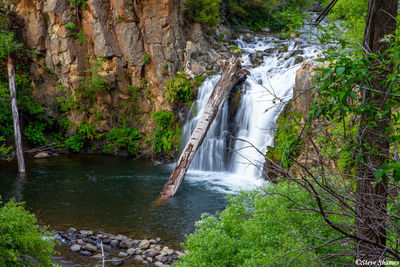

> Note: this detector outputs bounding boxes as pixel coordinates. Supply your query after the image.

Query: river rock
[70,244,81,252]
[134,255,143,262]
[127,248,136,255]
[34,152,50,158]
[294,56,304,65]
[119,240,128,248]
[149,239,157,244]
[110,240,119,248]
[80,250,92,256]
[147,248,159,257]
[115,235,126,241]
[167,249,174,255]
[111,257,124,266]
[161,246,169,253]
[146,257,153,263]
[139,239,150,249]
[156,237,162,243]
[118,252,128,257]
[77,239,86,246]
[85,243,97,252]
[176,251,185,257]
[67,227,77,233]
[249,52,264,67]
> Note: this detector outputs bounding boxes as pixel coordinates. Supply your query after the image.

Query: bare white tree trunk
[158,59,249,200]
[8,55,25,174]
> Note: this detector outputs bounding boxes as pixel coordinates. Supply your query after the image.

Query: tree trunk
[8,55,26,174]
[356,0,397,260]
[158,59,249,200]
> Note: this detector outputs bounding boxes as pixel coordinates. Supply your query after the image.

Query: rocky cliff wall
[12,0,230,138]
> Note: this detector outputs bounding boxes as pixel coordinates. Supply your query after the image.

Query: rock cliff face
[12,0,230,137]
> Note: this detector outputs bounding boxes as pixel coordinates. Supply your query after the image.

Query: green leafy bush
[64,135,84,152]
[0,199,56,266]
[165,72,193,104]
[151,111,180,155]
[23,122,48,146]
[78,57,109,102]
[104,123,141,155]
[185,0,222,27]
[64,22,75,30]
[177,182,350,266]
[142,53,150,64]
[0,136,12,158]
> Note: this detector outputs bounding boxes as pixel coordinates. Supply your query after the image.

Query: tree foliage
[0,199,56,266]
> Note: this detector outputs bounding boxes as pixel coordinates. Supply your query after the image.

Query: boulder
[138,239,150,249]
[118,252,128,257]
[85,243,98,252]
[34,152,50,158]
[70,244,81,252]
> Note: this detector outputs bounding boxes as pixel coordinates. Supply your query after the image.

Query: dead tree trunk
[8,55,25,174]
[159,59,249,200]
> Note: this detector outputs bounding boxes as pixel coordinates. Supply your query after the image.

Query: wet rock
[147,248,159,257]
[127,248,136,255]
[264,48,276,54]
[118,252,128,257]
[290,50,303,57]
[70,244,81,252]
[294,56,304,65]
[34,152,50,158]
[290,32,298,38]
[134,255,143,262]
[138,239,150,249]
[80,250,92,256]
[111,257,124,266]
[67,227,77,233]
[110,240,119,248]
[119,240,128,248]
[278,46,288,53]
[85,243,97,252]
[115,235,126,241]
[249,52,264,67]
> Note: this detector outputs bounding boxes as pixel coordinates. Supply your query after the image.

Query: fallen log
[158,59,249,200]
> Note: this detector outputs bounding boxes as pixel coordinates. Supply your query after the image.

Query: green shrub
[0,136,12,158]
[23,122,48,146]
[65,135,84,152]
[185,0,222,27]
[104,123,141,155]
[177,182,350,266]
[142,53,150,64]
[165,72,193,104]
[151,111,180,155]
[0,199,56,266]
[78,57,109,102]
[64,22,75,30]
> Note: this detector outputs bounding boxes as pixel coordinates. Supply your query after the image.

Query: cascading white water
[182,23,323,192]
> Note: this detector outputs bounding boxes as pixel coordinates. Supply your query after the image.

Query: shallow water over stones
[0,154,239,265]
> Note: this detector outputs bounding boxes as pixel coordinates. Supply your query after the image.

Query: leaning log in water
[158,59,249,200]
[8,55,26,174]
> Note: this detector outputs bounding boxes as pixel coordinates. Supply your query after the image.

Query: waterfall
[182,29,322,190]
